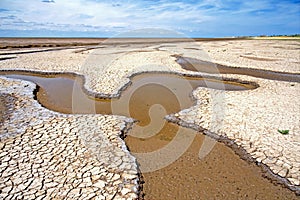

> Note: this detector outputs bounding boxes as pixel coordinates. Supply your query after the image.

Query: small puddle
[0,71,298,199]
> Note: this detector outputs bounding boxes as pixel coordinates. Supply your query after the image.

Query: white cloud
[0,0,299,37]
[0,0,211,33]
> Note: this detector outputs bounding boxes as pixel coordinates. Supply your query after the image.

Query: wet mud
[0,70,298,199]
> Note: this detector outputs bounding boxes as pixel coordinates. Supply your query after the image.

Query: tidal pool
[1,71,297,199]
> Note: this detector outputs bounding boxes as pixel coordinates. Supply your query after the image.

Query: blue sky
[0,0,299,37]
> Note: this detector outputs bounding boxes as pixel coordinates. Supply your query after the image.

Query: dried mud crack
[1,68,299,199]
[0,39,299,199]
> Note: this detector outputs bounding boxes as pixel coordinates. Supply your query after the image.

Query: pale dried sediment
[0,39,299,193]
[170,75,300,189]
[199,39,300,73]
[0,77,139,199]
[84,41,299,190]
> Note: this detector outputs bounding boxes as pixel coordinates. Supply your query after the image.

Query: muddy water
[3,73,254,115]
[1,71,298,199]
[176,56,300,83]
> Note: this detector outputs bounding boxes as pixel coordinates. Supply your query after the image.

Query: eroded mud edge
[0,69,259,99]
[165,114,300,195]
[0,77,142,198]
[1,68,298,196]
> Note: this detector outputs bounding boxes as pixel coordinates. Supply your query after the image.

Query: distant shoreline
[0,37,247,49]
[0,36,299,49]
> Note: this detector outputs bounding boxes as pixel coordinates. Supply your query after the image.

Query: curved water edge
[0,68,259,99]
[166,114,300,194]
[0,69,299,197]
[176,56,300,83]
[0,69,257,116]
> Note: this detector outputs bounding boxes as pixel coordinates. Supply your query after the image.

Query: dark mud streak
[176,56,300,83]
[184,47,202,50]
[73,46,106,53]
[240,55,279,61]
[0,42,101,49]
[0,57,17,61]
[0,46,87,55]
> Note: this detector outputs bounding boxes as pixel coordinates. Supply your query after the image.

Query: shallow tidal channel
[1,71,298,199]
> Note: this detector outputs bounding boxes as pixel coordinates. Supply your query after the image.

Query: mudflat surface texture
[0,38,299,199]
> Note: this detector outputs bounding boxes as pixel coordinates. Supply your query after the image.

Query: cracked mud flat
[1,71,298,199]
[0,77,140,199]
[2,38,299,199]
[0,96,7,125]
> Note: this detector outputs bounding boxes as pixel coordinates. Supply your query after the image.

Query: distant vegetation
[257,34,300,37]
[233,34,300,40]
[247,34,300,40]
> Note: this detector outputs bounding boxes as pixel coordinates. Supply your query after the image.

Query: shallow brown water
[3,72,254,116]
[1,71,298,199]
[133,134,298,199]
[176,56,300,83]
